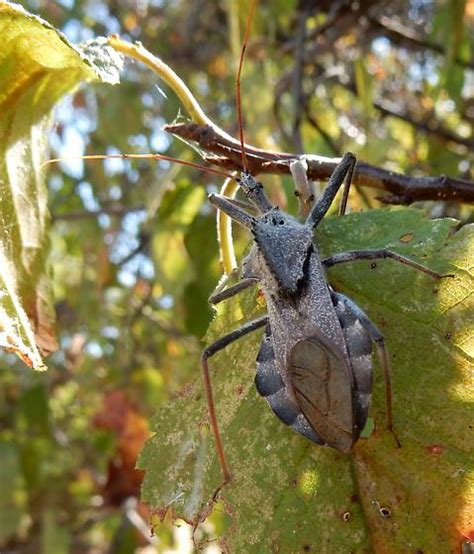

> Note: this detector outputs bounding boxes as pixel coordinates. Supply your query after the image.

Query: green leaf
[19,384,50,434]
[0,441,26,544]
[151,183,206,295]
[0,1,123,369]
[41,509,70,554]
[139,208,472,551]
[183,213,220,337]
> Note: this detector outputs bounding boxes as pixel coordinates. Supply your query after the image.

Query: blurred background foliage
[1,0,473,552]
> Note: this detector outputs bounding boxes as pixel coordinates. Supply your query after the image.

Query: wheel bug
[201,154,445,483]
[196,3,447,485]
[44,4,447,491]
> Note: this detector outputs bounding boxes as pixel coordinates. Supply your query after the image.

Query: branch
[290,6,310,153]
[329,74,474,152]
[304,109,341,155]
[368,15,474,70]
[289,6,474,70]
[108,38,474,205]
[164,122,474,205]
[374,100,474,151]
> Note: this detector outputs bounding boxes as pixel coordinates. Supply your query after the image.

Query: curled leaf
[0,1,123,369]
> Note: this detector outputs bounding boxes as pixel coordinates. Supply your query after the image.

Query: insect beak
[208,193,255,229]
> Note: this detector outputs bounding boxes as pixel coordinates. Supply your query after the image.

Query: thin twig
[368,15,474,70]
[374,99,474,150]
[327,73,474,151]
[290,7,310,153]
[108,36,250,152]
[304,108,341,156]
[165,122,474,204]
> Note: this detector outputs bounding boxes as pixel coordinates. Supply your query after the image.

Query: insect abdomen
[255,325,324,445]
[332,293,373,437]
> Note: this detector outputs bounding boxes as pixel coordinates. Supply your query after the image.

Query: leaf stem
[217,176,240,274]
[108,36,242,274]
[108,36,211,126]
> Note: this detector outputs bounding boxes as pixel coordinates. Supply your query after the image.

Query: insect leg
[201,315,268,482]
[332,292,400,447]
[338,156,356,217]
[209,278,258,305]
[208,193,256,229]
[322,248,449,279]
[306,152,356,228]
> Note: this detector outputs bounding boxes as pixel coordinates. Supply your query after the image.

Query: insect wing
[255,325,325,445]
[289,334,355,452]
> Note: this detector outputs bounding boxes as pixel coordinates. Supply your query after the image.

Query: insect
[45,4,445,489]
[201,154,443,484]
[196,0,446,486]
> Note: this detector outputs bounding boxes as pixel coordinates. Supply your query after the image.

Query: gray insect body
[202,153,441,481]
[242,208,370,452]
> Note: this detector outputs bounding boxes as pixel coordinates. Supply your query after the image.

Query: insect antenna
[232,0,273,215]
[235,0,257,172]
[42,153,234,180]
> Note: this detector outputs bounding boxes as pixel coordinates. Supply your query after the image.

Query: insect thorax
[248,209,314,295]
